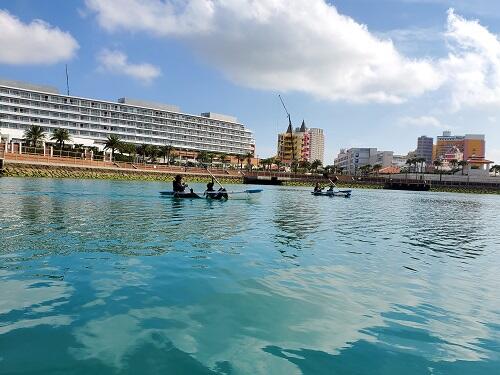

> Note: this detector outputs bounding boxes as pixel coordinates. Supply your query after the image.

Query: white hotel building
[0,80,255,155]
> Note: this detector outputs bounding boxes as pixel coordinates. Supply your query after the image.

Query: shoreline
[1,162,499,195]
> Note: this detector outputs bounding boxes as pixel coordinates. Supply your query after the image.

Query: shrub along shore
[1,162,498,194]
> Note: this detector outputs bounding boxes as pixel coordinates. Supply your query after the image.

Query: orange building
[435,132,490,171]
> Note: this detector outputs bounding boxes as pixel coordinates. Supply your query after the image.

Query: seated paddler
[173,175,188,192]
[314,182,323,193]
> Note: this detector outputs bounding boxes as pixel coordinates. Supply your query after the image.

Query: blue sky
[1,0,500,163]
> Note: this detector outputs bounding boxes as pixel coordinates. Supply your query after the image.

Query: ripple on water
[0,178,499,374]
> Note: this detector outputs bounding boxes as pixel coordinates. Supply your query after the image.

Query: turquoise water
[1,177,499,375]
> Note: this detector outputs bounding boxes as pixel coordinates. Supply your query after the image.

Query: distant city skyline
[1,0,500,163]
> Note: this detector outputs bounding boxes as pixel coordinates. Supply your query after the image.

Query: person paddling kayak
[173,175,188,192]
[314,182,323,193]
[205,179,228,200]
[173,175,199,198]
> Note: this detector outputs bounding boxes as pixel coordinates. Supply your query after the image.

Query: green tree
[324,165,334,174]
[160,145,174,164]
[360,164,372,176]
[449,159,459,172]
[458,160,468,175]
[207,152,217,166]
[299,160,311,172]
[415,157,426,174]
[433,160,443,181]
[372,164,383,175]
[490,164,500,176]
[23,125,46,147]
[51,128,71,155]
[197,151,210,164]
[119,142,136,155]
[260,158,269,171]
[169,151,178,164]
[218,153,227,168]
[236,154,245,170]
[245,152,253,171]
[137,144,149,162]
[406,158,415,173]
[149,146,160,163]
[275,159,283,171]
[104,134,122,162]
[311,159,322,172]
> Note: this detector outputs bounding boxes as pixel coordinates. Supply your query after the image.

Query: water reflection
[272,190,325,254]
[1,179,500,374]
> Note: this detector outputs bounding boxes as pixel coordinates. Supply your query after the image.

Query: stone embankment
[2,161,499,194]
[1,162,241,184]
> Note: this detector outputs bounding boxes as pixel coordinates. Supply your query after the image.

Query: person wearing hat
[173,175,188,192]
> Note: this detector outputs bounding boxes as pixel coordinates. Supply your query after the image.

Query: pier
[383,178,431,191]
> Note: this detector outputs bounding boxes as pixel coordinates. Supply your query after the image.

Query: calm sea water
[0,177,499,375]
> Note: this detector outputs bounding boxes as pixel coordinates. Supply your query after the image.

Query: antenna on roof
[65,64,70,96]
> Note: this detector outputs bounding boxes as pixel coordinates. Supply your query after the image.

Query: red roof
[379,166,401,174]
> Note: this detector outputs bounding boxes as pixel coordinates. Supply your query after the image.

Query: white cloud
[398,116,449,129]
[488,149,500,164]
[440,9,500,110]
[0,10,78,65]
[85,0,443,103]
[97,49,161,83]
[85,1,500,110]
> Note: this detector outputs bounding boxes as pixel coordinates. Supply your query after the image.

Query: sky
[1,0,500,164]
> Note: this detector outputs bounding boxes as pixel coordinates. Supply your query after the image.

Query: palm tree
[218,153,228,169]
[104,134,122,162]
[245,152,253,171]
[207,152,217,167]
[149,146,160,163]
[449,159,459,172]
[268,157,276,171]
[236,154,245,170]
[372,164,382,176]
[299,160,311,172]
[324,165,334,174]
[51,128,71,155]
[117,142,136,161]
[415,157,426,174]
[274,158,283,172]
[261,158,270,171]
[358,164,371,176]
[169,152,178,165]
[311,159,322,172]
[196,151,210,165]
[136,144,150,163]
[160,145,174,164]
[458,160,468,175]
[490,164,500,176]
[433,159,443,181]
[406,158,415,173]
[23,125,46,147]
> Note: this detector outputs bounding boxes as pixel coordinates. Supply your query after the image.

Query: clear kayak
[159,189,263,199]
[311,190,352,198]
